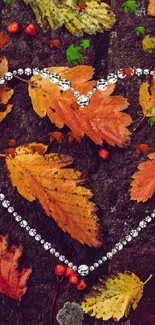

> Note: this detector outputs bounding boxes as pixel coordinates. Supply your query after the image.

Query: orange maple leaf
[49,39,61,48]
[5,142,101,247]
[28,66,132,147]
[131,153,155,202]
[148,0,155,16]
[136,144,150,155]
[0,235,32,301]
[0,57,14,122]
[49,131,64,143]
[0,32,9,47]
[122,68,134,77]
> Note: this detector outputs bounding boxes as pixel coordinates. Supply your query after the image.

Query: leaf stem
[144,273,153,285]
[14,75,31,84]
[50,277,64,324]
[133,116,145,132]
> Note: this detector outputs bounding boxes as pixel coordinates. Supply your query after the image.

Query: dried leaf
[131,152,155,202]
[148,0,155,16]
[82,272,151,321]
[49,39,61,48]
[48,131,64,143]
[5,142,100,247]
[142,35,155,52]
[28,65,131,147]
[0,32,9,47]
[23,0,116,36]
[0,235,32,301]
[0,57,14,122]
[136,143,150,155]
[139,73,155,117]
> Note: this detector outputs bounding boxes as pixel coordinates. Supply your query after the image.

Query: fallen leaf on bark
[0,235,32,301]
[148,0,155,16]
[5,142,100,247]
[48,131,64,143]
[82,272,152,321]
[0,32,9,47]
[28,65,131,147]
[139,72,155,117]
[136,144,149,155]
[142,35,155,52]
[0,57,14,122]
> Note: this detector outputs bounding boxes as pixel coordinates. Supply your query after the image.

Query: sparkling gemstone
[17,69,24,75]
[73,91,80,97]
[122,240,127,245]
[143,69,149,75]
[29,229,37,236]
[117,69,126,79]
[135,68,143,76]
[0,193,5,201]
[0,77,5,84]
[8,207,14,213]
[98,259,103,265]
[72,266,77,271]
[40,68,50,78]
[112,248,117,254]
[12,70,17,75]
[102,256,107,261]
[87,91,93,97]
[68,262,73,267]
[59,79,71,91]
[44,242,51,250]
[90,266,95,271]
[130,229,138,237]
[33,68,40,75]
[139,220,147,228]
[70,88,75,92]
[55,252,60,257]
[151,212,155,218]
[49,73,60,83]
[107,73,117,84]
[59,255,65,262]
[20,220,27,227]
[107,252,113,259]
[50,248,56,254]
[13,212,17,217]
[15,215,22,222]
[94,262,99,268]
[40,239,45,244]
[25,68,32,76]
[125,235,132,242]
[93,87,97,92]
[2,200,10,208]
[4,72,13,81]
[96,79,108,91]
[77,95,90,108]
[64,259,69,264]
[137,227,141,232]
[145,216,152,223]
[78,264,89,276]
[26,226,30,231]
[35,234,41,241]
[115,243,123,250]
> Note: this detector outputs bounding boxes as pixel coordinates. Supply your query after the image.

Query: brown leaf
[0,235,32,301]
[5,142,101,247]
[0,32,9,48]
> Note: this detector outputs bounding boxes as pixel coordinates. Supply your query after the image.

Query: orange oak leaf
[131,153,155,202]
[5,142,101,247]
[49,131,64,143]
[139,70,155,117]
[136,143,150,155]
[28,65,131,147]
[0,57,14,122]
[0,235,32,301]
[0,32,9,47]
[148,0,155,16]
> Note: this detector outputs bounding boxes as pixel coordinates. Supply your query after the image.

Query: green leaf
[66,44,84,64]
[148,116,155,126]
[122,0,137,13]
[136,26,145,36]
[80,39,90,49]
[4,0,15,2]
[146,108,152,114]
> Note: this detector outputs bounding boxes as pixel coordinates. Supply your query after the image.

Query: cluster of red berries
[55,265,87,291]
[7,22,37,36]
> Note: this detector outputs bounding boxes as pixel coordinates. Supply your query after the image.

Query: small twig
[133,116,145,132]
[50,277,65,324]
[36,35,50,46]
[14,75,31,84]
[144,273,153,285]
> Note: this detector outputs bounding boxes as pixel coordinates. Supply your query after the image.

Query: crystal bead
[73,91,80,97]
[150,71,155,76]
[139,220,147,228]
[78,264,89,276]
[115,243,123,250]
[143,69,149,75]
[68,262,73,268]
[93,87,97,92]
[87,91,93,97]
[130,229,138,237]
[90,266,95,271]
[122,240,127,245]
[0,77,5,84]
[125,235,132,242]
[94,262,99,268]
[107,73,117,84]
[8,207,14,213]
[107,252,113,259]
[2,200,10,208]
[96,79,108,91]
[17,69,24,75]
[137,227,141,232]
[112,248,117,254]
[59,79,71,91]
[77,95,90,108]
[15,215,22,222]
[12,70,17,75]
[135,68,143,76]
[33,68,40,75]
[35,234,41,241]
[151,212,155,218]
[0,193,5,201]
[49,73,60,83]
[4,72,13,81]
[72,266,77,271]
[102,256,107,261]
[64,259,69,264]
[20,220,27,227]
[117,69,126,79]
[145,216,152,223]
[44,242,51,250]
[40,239,45,244]
[50,248,56,254]
[98,259,103,265]
[40,68,50,78]
[59,255,65,262]
[26,226,30,231]
[25,68,32,76]
[13,212,17,217]
[70,88,75,92]
[55,252,60,257]
[29,229,37,236]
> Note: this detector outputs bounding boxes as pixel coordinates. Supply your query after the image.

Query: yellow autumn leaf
[142,35,155,52]
[139,72,155,117]
[148,0,155,16]
[82,272,152,321]
[5,142,101,247]
[0,57,14,122]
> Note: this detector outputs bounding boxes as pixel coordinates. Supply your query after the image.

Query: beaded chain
[0,67,155,108]
[0,192,154,277]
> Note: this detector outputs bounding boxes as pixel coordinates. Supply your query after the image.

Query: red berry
[25,24,37,36]
[7,22,20,34]
[76,279,87,290]
[69,274,79,285]
[98,148,110,160]
[55,264,66,276]
[65,267,75,278]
